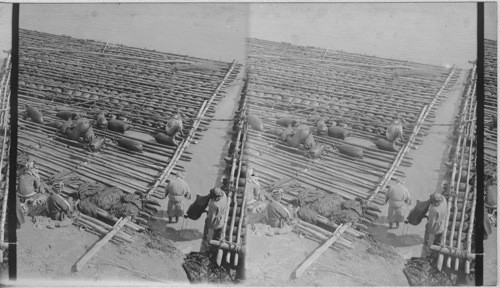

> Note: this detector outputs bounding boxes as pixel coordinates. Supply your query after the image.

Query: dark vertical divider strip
[8,3,19,281]
[475,2,484,286]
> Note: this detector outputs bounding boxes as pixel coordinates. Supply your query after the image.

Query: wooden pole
[26,46,192,64]
[447,90,476,269]
[0,167,9,263]
[437,69,475,271]
[72,216,131,272]
[454,101,476,271]
[291,222,351,279]
[147,100,207,197]
[430,245,476,261]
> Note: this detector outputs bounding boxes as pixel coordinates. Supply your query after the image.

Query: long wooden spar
[367,66,457,203]
[147,61,238,198]
[0,54,11,263]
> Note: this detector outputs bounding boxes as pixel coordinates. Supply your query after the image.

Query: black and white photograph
[242,3,496,286]
[0,2,13,282]
[15,3,247,285]
[0,1,498,287]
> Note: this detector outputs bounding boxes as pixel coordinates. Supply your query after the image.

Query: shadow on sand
[148,217,204,242]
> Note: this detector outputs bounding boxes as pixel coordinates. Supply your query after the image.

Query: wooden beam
[290,222,351,279]
[72,216,130,272]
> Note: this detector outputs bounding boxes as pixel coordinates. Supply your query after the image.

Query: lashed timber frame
[433,66,478,274]
[17,29,241,211]
[244,38,461,208]
[0,53,11,262]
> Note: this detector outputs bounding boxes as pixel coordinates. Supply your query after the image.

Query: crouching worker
[166,172,192,223]
[46,182,74,226]
[200,188,228,253]
[165,109,184,138]
[386,119,405,143]
[421,192,447,258]
[266,189,292,234]
[17,160,42,200]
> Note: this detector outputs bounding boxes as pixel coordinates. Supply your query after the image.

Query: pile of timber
[244,38,461,209]
[17,29,241,203]
[433,66,477,274]
[484,39,497,184]
[0,54,11,263]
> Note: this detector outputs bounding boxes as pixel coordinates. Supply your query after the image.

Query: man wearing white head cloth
[385,177,411,229]
[200,187,228,252]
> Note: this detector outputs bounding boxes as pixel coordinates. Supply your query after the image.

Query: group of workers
[384,177,448,258]
[16,157,74,225]
[14,117,450,262]
[165,165,294,253]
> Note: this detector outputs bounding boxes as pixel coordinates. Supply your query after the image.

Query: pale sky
[0,4,12,60]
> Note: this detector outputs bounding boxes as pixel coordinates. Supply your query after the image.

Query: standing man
[385,178,412,229]
[245,166,262,207]
[421,192,448,258]
[166,172,192,223]
[200,187,228,253]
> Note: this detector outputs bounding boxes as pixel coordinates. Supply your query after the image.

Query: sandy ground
[246,226,408,286]
[15,71,245,284]
[17,219,187,285]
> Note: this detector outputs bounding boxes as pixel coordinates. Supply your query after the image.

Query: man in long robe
[200,188,228,253]
[385,179,411,229]
[421,192,448,258]
[166,173,192,223]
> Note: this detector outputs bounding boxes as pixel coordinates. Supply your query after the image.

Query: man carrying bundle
[266,189,292,234]
[386,119,405,143]
[385,178,411,229]
[421,192,448,258]
[166,172,192,223]
[165,109,185,138]
[200,187,228,253]
[46,182,74,225]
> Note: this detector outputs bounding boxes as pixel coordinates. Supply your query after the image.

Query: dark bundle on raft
[56,111,78,120]
[117,137,143,152]
[45,121,64,129]
[403,257,453,286]
[26,105,44,124]
[374,138,398,152]
[295,189,364,225]
[76,182,154,219]
[154,133,178,146]
[182,252,233,284]
[108,120,132,133]
[328,126,351,140]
